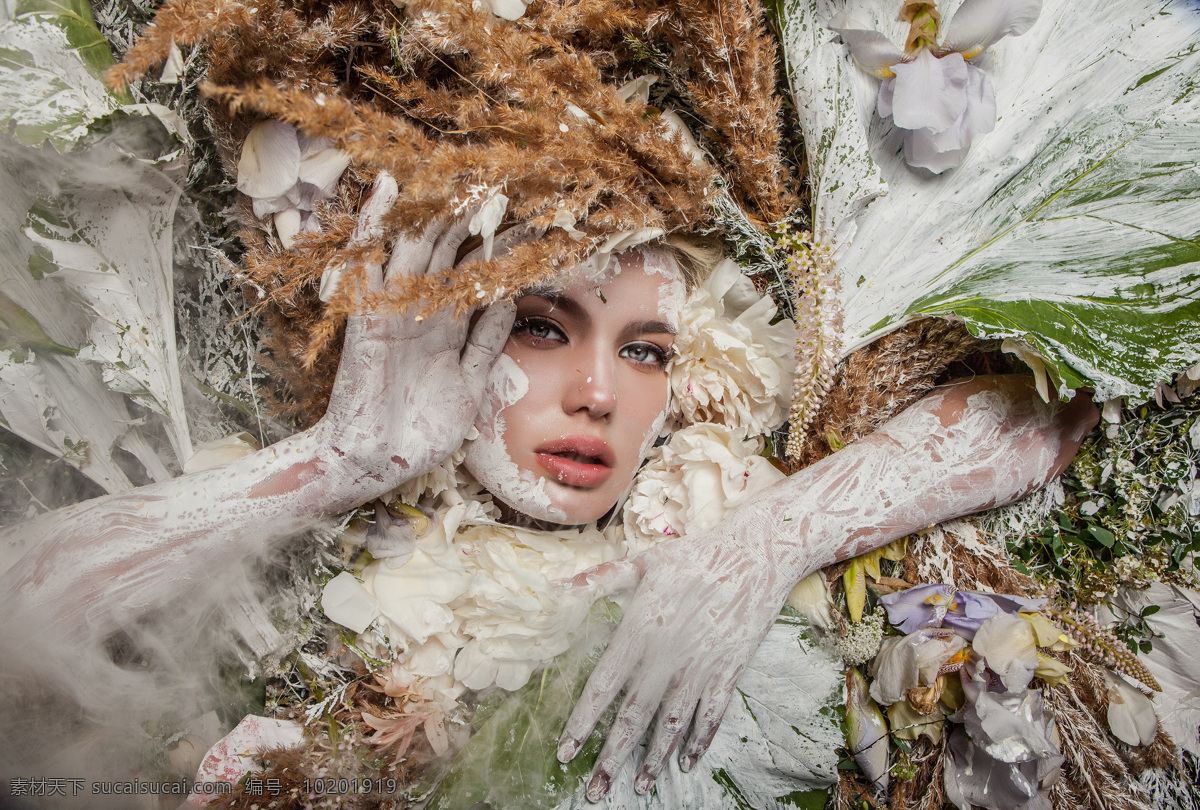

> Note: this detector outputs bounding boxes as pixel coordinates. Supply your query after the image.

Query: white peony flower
[362,514,626,695]
[832,0,1042,173]
[670,259,796,436]
[451,524,625,690]
[624,423,786,550]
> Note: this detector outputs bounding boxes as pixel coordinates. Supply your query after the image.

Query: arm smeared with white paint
[0,173,514,644]
[558,374,1099,800]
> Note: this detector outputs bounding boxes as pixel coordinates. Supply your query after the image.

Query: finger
[460,301,516,387]
[343,173,398,297]
[350,172,398,247]
[678,667,744,772]
[586,672,671,803]
[427,210,477,275]
[557,626,643,764]
[633,681,702,794]
[384,216,444,282]
[555,558,644,602]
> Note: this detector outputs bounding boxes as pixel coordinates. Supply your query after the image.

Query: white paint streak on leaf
[0,18,122,148]
[0,115,192,488]
[783,0,1200,401]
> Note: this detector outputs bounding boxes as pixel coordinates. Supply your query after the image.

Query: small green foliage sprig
[1007,393,1200,613]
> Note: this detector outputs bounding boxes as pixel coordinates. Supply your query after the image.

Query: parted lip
[534,436,616,467]
[534,435,616,488]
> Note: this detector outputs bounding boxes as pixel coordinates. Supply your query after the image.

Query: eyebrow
[520,286,677,338]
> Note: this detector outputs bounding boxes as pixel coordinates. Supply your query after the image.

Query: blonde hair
[658,233,725,292]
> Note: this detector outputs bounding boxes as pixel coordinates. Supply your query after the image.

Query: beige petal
[236,120,300,199]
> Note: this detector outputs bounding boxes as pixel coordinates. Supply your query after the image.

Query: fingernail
[680,754,697,773]
[557,738,579,763]
[586,771,610,802]
[634,770,654,795]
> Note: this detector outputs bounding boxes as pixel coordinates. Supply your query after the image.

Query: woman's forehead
[521,246,685,318]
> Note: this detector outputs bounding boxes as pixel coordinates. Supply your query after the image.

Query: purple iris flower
[880,585,1045,640]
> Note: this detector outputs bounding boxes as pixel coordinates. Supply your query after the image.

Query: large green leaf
[13,0,116,77]
[0,0,124,149]
[782,0,1200,401]
[0,116,191,491]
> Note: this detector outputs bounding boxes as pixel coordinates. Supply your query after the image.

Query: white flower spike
[833,0,1042,173]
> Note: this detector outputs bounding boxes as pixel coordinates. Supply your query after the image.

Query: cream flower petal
[321,572,380,634]
[973,611,1040,693]
[659,109,708,167]
[829,24,904,77]
[236,120,300,199]
[468,189,509,261]
[475,0,527,21]
[890,50,970,132]
[158,38,184,84]
[1105,669,1158,746]
[616,74,658,105]
[944,0,1043,59]
[273,208,302,248]
[298,146,351,198]
[183,432,259,474]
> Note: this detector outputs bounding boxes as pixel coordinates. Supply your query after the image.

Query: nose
[565,348,618,419]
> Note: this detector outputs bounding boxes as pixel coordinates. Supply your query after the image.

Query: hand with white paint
[0,173,513,644]
[557,376,1098,800]
[312,173,515,507]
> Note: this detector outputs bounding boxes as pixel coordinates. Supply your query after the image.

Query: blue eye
[513,317,567,344]
[620,342,671,370]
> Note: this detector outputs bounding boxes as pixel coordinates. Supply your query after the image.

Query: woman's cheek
[462,354,567,523]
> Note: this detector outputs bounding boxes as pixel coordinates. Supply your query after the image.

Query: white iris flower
[833,0,1042,173]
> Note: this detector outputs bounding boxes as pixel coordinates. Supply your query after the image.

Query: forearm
[749,375,1098,584]
[0,428,370,642]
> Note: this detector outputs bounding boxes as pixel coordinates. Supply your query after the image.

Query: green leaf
[1089,526,1118,548]
[782,0,1200,402]
[13,0,116,78]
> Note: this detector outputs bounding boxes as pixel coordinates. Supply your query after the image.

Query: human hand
[315,173,515,506]
[555,509,806,801]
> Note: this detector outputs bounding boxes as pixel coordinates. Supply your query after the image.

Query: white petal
[923,64,997,153]
[904,128,969,174]
[1001,338,1051,402]
[1105,670,1158,746]
[236,120,301,199]
[321,572,380,634]
[183,432,260,474]
[158,39,184,84]
[829,25,904,77]
[480,0,527,21]
[660,109,708,167]
[890,50,969,132]
[299,147,351,197]
[616,74,658,105]
[944,0,1043,59]
[318,263,343,303]
[469,189,509,261]
[551,206,585,240]
[251,195,291,219]
[273,207,302,249]
[877,77,895,119]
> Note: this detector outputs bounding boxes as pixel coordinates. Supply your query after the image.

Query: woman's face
[463,246,686,524]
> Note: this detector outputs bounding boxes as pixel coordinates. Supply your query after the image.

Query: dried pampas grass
[112,0,794,424]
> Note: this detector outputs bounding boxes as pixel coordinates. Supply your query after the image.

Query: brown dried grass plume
[111,0,796,424]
